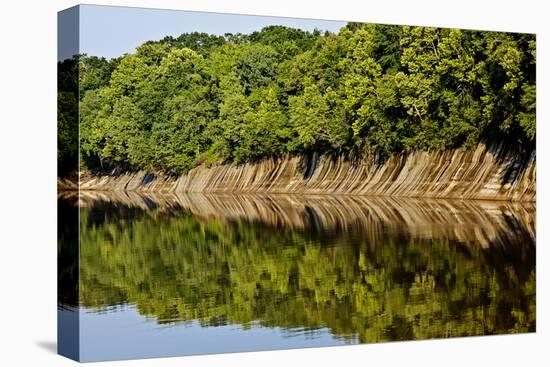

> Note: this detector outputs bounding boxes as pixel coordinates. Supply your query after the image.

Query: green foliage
[234,44,281,95]
[79,55,120,92]
[289,84,348,150]
[248,25,320,58]
[150,48,215,173]
[148,32,226,56]
[58,56,79,174]
[77,25,536,174]
[238,86,292,161]
[519,84,536,140]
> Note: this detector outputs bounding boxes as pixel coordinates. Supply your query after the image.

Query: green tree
[238,86,292,161]
[248,25,320,58]
[235,44,280,95]
[79,55,120,93]
[289,83,348,151]
[150,48,216,173]
[58,56,79,175]
[149,32,226,56]
[76,24,536,174]
[479,32,536,145]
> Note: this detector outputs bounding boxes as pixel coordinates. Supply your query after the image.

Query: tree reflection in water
[59,193,535,343]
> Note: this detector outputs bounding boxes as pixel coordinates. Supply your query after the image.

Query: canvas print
[58,4,536,362]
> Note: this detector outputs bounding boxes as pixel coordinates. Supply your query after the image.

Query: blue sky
[76,4,346,59]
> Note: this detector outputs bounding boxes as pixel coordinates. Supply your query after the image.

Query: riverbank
[58,143,536,202]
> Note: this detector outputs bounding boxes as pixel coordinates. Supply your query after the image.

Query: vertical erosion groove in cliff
[69,143,535,201]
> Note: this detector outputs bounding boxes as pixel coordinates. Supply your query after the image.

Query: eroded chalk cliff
[59,143,535,201]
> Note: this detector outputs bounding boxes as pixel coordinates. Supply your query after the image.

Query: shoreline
[59,143,536,202]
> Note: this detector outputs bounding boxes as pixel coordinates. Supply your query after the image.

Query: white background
[0,0,548,365]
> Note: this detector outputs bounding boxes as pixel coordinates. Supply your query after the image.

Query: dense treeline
[77,202,535,341]
[60,24,536,175]
[58,57,80,175]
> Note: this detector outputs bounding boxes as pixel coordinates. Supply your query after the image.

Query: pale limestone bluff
[61,143,536,201]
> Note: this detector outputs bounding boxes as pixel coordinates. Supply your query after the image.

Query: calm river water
[58,193,536,361]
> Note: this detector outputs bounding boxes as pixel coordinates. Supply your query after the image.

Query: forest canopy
[59,24,536,175]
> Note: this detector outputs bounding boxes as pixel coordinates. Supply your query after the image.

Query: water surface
[58,193,536,361]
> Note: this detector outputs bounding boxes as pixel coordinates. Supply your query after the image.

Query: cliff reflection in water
[65,192,536,343]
